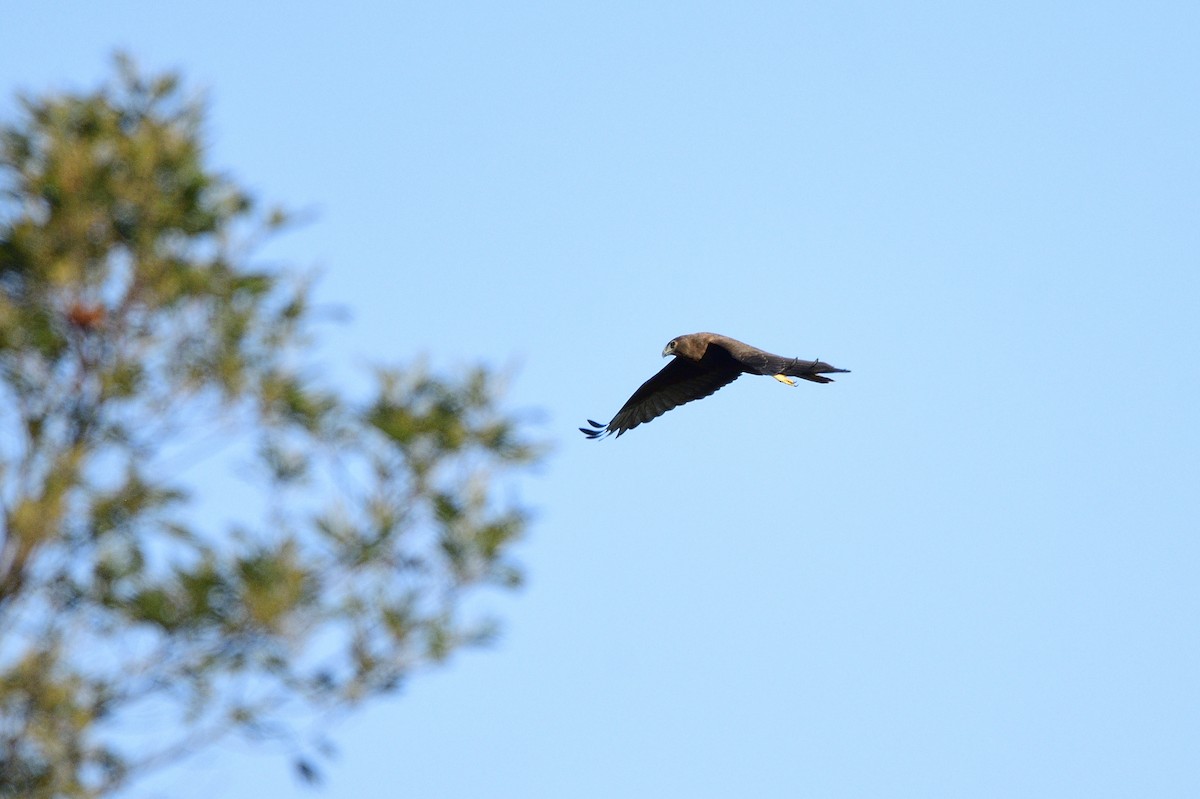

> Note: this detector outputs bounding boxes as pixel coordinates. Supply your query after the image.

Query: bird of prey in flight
[581,332,849,440]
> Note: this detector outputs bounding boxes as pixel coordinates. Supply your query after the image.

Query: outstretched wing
[581,349,742,439]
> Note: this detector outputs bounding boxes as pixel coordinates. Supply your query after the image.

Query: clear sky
[4,2,1199,797]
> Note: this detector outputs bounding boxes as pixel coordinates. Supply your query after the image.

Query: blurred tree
[0,55,540,797]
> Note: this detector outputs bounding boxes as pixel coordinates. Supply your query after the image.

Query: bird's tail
[783,358,850,384]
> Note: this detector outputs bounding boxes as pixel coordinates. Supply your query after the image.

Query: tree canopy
[0,55,541,797]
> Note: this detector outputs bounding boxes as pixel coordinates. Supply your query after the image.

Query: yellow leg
[773,374,797,387]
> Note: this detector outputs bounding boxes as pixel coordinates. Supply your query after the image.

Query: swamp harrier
[581,332,849,439]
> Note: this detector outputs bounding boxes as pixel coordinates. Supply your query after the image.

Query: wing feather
[587,349,743,438]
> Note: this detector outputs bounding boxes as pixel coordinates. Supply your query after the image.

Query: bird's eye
[667,340,676,349]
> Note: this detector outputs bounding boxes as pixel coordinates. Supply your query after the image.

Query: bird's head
[663,334,707,360]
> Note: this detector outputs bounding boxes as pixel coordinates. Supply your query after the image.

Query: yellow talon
[773,374,797,386]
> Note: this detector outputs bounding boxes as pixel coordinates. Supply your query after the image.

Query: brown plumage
[581,332,849,439]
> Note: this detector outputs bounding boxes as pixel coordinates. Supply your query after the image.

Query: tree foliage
[0,55,541,797]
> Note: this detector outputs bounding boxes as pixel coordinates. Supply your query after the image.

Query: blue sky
[4,2,1199,797]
